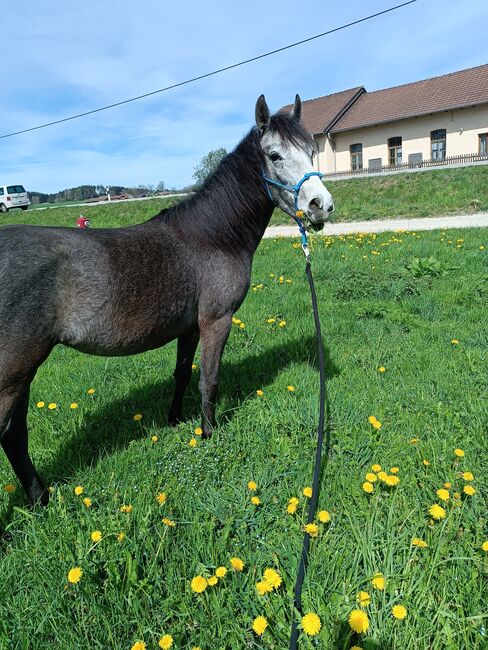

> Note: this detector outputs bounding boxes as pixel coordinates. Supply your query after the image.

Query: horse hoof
[168,414,182,427]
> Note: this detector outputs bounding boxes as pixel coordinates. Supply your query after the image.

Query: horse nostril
[327,203,334,213]
[309,198,323,211]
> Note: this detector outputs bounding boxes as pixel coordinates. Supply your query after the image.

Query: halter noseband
[261,169,323,255]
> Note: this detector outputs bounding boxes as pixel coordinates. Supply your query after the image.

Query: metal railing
[324,152,488,178]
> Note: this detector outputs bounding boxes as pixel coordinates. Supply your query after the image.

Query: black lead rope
[289,257,329,649]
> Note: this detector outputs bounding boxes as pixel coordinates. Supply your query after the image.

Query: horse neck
[164,134,274,256]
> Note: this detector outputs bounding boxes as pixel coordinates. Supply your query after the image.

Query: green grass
[5,164,488,231]
[0,222,487,649]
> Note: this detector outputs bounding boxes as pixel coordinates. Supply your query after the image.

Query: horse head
[256,94,334,231]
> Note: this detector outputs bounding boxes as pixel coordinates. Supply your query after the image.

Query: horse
[0,94,334,505]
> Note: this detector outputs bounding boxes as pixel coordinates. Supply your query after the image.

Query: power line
[1,1,418,140]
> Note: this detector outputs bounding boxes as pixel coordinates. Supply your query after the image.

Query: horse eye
[269,152,282,163]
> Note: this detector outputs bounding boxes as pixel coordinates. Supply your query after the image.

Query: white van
[0,184,30,212]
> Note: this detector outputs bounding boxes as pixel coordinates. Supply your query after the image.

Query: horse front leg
[198,314,232,439]
[168,329,200,426]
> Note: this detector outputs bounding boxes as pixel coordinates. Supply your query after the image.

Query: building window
[480,133,488,155]
[388,137,402,166]
[431,129,446,160]
[350,143,363,170]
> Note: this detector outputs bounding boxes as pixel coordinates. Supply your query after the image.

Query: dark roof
[280,87,364,135]
[331,63,488,133]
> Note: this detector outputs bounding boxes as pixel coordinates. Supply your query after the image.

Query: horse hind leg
[1,386,49,506]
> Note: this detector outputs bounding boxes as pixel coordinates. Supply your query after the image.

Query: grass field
[8,164,488,231]
[0,213,487,648]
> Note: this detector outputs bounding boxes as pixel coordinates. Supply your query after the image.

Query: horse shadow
[1,335,339,524]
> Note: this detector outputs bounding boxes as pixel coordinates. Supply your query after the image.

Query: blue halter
[261,170,323,256]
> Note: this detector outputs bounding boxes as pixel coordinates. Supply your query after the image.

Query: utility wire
[0,0,417,140]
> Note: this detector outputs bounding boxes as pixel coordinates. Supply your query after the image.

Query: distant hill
[28,184,189,205]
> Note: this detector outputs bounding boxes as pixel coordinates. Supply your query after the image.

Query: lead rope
[289,213,329,649]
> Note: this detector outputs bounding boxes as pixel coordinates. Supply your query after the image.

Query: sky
[1,0,488,193]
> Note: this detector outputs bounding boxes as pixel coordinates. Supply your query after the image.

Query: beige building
[283,64,488,176]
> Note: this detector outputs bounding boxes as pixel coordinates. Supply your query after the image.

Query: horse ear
[255,94,270,133]
[293,94,302,122]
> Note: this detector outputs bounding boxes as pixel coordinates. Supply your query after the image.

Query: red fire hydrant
[76,214,90,228]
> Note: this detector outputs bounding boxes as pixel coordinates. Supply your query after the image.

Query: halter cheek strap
[261,170,323,258]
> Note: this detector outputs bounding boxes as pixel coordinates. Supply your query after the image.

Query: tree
[192,148,227,187]
[156,181,166,192]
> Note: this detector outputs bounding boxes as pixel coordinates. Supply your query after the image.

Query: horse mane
[148,112,313,254]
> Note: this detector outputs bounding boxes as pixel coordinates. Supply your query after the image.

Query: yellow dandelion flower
[377,471,388,482]
[151,435,158,443]
[348,609,369,634]
[385,475,400,487]
[263,568,282,589]
[453,491,461,499]
[191,363,197,371]
[162,518,176,527]
[256,580,273,596]
[189,438,197,447]
[247,481,257,491]
[83,497,92,507]
[287,385,296,392]
[194,427,203,436]
[158,635,173,649]
[117,532,126,542]
[191,647,202,650]
[301,612,321,636]
[390,467,399,474]
[70,403,78,409]
[428,504,446,520]
[191,575,207,593]
[378,366,386,373]
[451,339,459,345]
[436,488,450,501]
[371,464,382,473]
[362,481,374,494]
[207,576,218,586]
[267,318,276,324]
[131,642,146,650]
[482,541,488,552]
[87,388,96,395]
[67,567,83,584]
[462,472,474,481]
[216,566,227,578]
[287,502,297,514]
[278,320,286,327]
[351,647,364,650]
[120,504,132,513]
[90,530,102,543]
[232,317,241,325]
[303,486,312,498]
[36,401,45,408]
[133,413,142,421]
[318,510,331,523]
[251,496,261,505]
[392,605,407,620]
[230,557,244,571]
[443,482,452,489]
[412,537,428,548]
[371,573,385,590]
[256,389,264,396]
[156,492,167,505]
[3,484,15,493]
[252,616,268,636]
[463,485,476,496]
[410,438,419,444]
[356,591,371,607]
[365,472,377,482]
[304,523,319,537]
[423,459,430,467]
[454,448,465,457]
[48,403,57,410]
[74,485,84,496]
